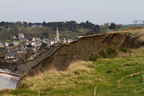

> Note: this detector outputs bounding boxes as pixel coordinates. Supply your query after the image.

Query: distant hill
[0,21,126,41]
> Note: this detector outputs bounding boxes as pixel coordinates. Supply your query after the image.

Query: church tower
[56,27,60,42]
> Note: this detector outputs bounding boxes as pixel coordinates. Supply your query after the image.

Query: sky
[0,0,144,25]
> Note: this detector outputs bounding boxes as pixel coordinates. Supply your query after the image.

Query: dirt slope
[21,30,144,77]
[13,45,60,74]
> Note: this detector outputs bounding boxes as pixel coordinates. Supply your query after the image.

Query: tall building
[56,27,60,42]
[18,33,24,39]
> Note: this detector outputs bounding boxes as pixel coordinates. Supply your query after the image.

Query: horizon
[1,0,144,25]
[0,20,142,26]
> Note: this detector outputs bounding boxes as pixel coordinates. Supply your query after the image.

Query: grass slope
[1,50,144,96]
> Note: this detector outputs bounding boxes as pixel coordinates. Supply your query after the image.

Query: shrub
[88,48,118,61]
[106,48,118,58]
[88,54,100,61]
[18,83,29,89]
[119,48,131,53]
[99,49,108,58]
[99,48,118,58]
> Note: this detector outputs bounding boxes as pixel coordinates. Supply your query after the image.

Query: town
[0,27,74,63]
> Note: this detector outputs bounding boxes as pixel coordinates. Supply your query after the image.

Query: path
[117,71,144,85]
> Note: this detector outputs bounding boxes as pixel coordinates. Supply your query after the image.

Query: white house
[0,43,4,48]
[50,40,55,45]
[4,43,9,47]
[12,41,19,46]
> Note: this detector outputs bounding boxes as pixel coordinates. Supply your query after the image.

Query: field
[122,25,144,30]
[1,48,144,96]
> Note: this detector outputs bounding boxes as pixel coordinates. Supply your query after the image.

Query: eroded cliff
[13,45,60,74]
[20,30,144,77]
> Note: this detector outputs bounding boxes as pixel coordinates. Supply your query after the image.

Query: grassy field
[122,25,144,30]
[1,48,144,96]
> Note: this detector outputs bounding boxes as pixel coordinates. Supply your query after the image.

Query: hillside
[1,29,144,95]
[1,48,144,96]
[17,52,144,96]
[0,27,85,41]
[16,29,144,76]
[0,20,102,41]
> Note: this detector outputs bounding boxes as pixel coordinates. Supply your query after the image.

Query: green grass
[2,52,144,96]
[122,25,144,30]
[49,34,56,38]
[4,40,12,42]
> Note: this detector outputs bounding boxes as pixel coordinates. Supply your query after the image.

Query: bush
[106,48,118,58]
[88,48,118,61]
[88,54,100,61]
[99,49,108,58]
[119,48,131,53]
[99,48,118,58]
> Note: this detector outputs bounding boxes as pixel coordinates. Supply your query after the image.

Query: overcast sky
[0,0,143,24]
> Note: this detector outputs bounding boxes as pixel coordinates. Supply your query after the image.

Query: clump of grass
[16,61,97,95]
[99,49,109,58]
[2,47,144,96]
[10,89,43,96]
[88,48,118,61]
[106,48,118,58]
[119,48,131,53]
[0,89,13,95]
[88,54,100,61]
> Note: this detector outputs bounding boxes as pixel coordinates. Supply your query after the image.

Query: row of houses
[0,41,19,48]
[4,45,27,61]
[3,31,75,62]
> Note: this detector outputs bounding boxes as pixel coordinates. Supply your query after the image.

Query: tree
[40,42,47,50]
[0,21,6,28]
[29,22,32,27]
[86,25,101,35]
[94,25,100,31]
[109,23,117,29]
[42,21,47,27]
[133,20,137,25]
[23,22,28,27]
[66,21,77,31]
[41,32,49,38]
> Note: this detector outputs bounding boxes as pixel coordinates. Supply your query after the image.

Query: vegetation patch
[88,48,118,61]
[119,48,131,53]
[2,48,144,95]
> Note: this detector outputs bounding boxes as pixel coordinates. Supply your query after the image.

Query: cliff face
[13,45,60,74]
[22,31,144,77]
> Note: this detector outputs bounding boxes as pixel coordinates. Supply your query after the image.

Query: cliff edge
[19,29,144,77]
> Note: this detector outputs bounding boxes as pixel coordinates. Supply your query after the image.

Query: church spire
[56,27,60,42]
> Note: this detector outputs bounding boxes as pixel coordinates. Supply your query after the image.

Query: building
[56,27,60,42]
[17,45,27,53]
[4,43,9,47]
[5,52,16,59]
[13,53,25,61]
[12,41,19,46]
[18,33,24,39]
[0,43,4,48]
